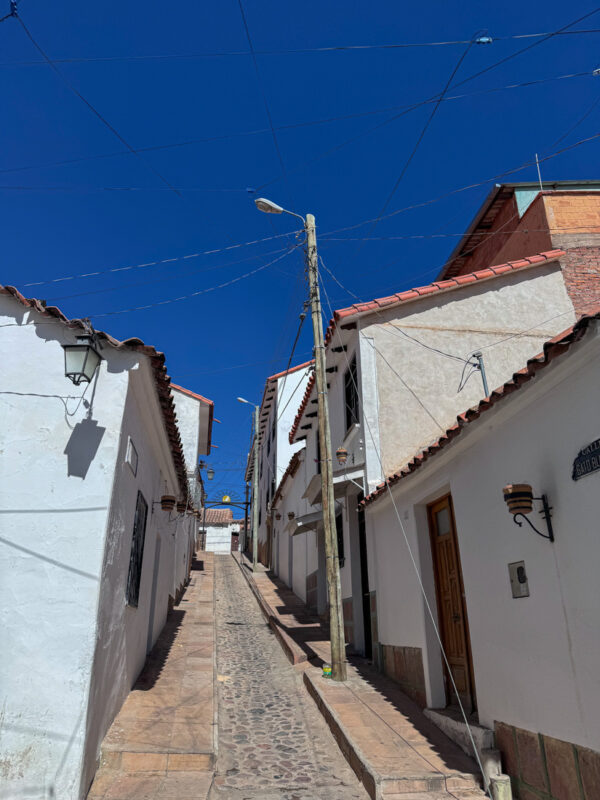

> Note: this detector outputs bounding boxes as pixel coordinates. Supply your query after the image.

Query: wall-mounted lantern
[207,467,215,480]
[336,447,348,466]
[62,332,102,386]
[502,484,554,541]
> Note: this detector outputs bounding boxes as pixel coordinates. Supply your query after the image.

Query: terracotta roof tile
[363,306,600,507]
[203,508,233,524]
[1,284,194,505]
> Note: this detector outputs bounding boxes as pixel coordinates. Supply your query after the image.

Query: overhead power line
[0,68,591,178]
[321,129,600,238]
[90,246,298,318]
[21,229,301,288]
[355,38,474,250]
[256,6,600,193]
[15,14,183,199]
[3,28,600,63]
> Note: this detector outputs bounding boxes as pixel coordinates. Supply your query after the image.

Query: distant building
[202,507,243,553]
[0,285,213,799]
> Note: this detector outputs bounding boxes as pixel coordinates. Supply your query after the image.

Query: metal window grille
[126,490,148,607]
[344,354,359,433]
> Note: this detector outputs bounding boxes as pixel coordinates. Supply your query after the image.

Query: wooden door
[428,495,476,712]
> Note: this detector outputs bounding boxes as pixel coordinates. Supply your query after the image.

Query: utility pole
[305,213,347,682]
[252,405,260,570]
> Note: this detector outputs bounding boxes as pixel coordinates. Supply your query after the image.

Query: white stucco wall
[0,299,133,799]
[0,297,199,799]
[204,523,233,553]
[361,262,575,476]
[365,326,600,750]
[171,388,202,475]
[82,365,185,795]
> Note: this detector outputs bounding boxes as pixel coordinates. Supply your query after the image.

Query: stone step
[381,770,482,795]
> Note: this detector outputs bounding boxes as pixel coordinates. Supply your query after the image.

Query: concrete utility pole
[252,405,259,570]
[305,213,347,682]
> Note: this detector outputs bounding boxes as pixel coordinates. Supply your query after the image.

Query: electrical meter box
[508,560,530,598]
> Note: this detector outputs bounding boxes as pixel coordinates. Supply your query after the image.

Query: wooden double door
[427,494,476,712]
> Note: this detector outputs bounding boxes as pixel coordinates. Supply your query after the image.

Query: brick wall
[495,721,600,800]
[381,645,427,708]
[555,247,600,317]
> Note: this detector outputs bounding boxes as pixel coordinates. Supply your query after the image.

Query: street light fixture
[254,197,347,682]
[62,332,102,386]
[206,467,215,481]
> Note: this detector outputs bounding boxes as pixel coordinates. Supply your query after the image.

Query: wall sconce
[62,331,102,386]
[336,447,348,466]
[502,484,554,541]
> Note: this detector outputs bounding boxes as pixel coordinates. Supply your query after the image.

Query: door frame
[427,493,476,712]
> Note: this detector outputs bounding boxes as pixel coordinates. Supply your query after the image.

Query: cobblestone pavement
[210,555,369,800]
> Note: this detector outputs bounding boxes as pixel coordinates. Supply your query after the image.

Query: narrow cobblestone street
[210,554,369,800]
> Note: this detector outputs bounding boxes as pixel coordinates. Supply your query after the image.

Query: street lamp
[237,396,260,570]
[254,197,347,682]
[206,467,215,481]
[62,332,102,386]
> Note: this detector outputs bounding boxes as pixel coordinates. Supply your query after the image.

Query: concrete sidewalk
[233,552,487,800]
[87,553,216,800]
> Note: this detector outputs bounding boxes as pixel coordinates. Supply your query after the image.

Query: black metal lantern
[62,334,102,385]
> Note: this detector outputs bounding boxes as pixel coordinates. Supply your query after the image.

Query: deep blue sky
[2,1,599,499]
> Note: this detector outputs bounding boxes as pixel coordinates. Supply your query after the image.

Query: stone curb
[230,552,308,666]
[303,668,380,800]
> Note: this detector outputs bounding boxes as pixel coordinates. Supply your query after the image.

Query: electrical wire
[321,129,600,238]
[20,229,301,288]
[357,38,475,249]
[256,7,600,193]
[237,0,286,180]
[16,14,183,199]
[0,68,591,178]
[43,244,294,302]
[4,28,600,64]
[89,246,298,318]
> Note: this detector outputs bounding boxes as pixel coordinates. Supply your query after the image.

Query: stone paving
[87,554,215,800]
[209,554,369,800]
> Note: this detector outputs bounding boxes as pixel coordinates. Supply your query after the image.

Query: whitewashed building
[362,310,600,797]
[249,361,312,567]
[0,286,213,800]
[202,507,244,553]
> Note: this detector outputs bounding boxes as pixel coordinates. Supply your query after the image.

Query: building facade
[0,286,212,799]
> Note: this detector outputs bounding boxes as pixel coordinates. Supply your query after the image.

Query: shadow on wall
[64,416,106,479]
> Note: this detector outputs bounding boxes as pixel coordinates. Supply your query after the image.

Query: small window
[125,437,138,476]
[344,355,359,433]
[126,491,148,607]
[335,512,345,568]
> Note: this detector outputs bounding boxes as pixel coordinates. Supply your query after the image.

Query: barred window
[344,354,359,433]
[126,491,148,607]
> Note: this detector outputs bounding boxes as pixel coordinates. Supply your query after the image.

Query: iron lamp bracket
[513,494,554,542]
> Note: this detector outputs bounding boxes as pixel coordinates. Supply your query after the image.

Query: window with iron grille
[335,512,345,568]
[126,490,148,607]
[344,354,359,433]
